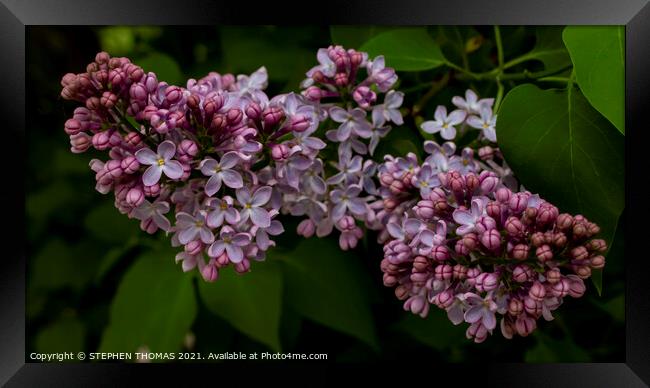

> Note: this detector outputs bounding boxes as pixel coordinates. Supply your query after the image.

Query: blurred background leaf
[361,28,447,71]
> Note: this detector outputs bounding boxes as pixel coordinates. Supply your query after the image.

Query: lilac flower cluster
[377,145,607,343]
[61,51,325,282]
[277,45,403,250]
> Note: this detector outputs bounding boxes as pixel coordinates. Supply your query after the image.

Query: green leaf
[99,248,197,355]
[135,52,183,85]
[98,26,135,56]
[563,26,625,134]
[497,84,625,294]
[330,26,391,49]
[360,28,446,71]
[198,263,283,352]
[393,310,466,350]
[84,201,141,244]
[525,332,590,362]
[35,314,85,356]
[525,27,572,72]
[272,238,379,350]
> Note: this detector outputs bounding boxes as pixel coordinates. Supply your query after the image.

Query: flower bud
[104,159,123,178]
[476,272,499,292]
[551,277,570,297]
[556,213,574,231]
[70,132,91,153]
[478,146,494,160]
[334,72,348,87]
[480,229,501,251]
[431,245,450,262]
[415,200,435,220]
[143,183,161,197]
[486,201,502,221]
[201,262,219,282]
[234,259,251,274]
[433,289,454,309]
[453,264,468,280]
[466,322,489,343]
[508,193,528,214]
[589,255,605,269]
[575,265,592,279]
[571,246,589,261]
[126,187,145,207]
[478,171,498,193]
[92,131,112,150]
[475,216,496,234]
[545,268,561,284]
[536,244,553,262]
[495,188,511,203]
[434,264,453,280]
[395,285,409,300]
[121,156,140,174]
[262,106,284,129]
[529,281,546,301]
[530,232,545,247]
[462,233,478,251]
[352,86,377,109]
[465,173,480,193]
[303,86,322,101]
[511,244,529,260]
[567,276,586,298]
[505,217,524,237]
[64,119,83,135]
[587,239,607,252]
[515,315,537,337]
[524,296,542,316]
[513,265,531,283]
[297,219,316,238]
[466,267,481,285]
[508,298,523,316]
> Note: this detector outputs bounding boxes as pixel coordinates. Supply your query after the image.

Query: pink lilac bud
[486,201,502,221]
[496,188,511,203]
[478,171,499,193]
[178,139,198,162]
[508,298,523,316]
[297,219,316,238]
[478,146,494,160]
[466,322,489,343]
[263,107,284,128]
[530,232,545,247]
[465,173,480,193]
[202,262,219,282]
[395,285,409,300]
[352,86,377,109]
[463,233,479,250]
[92,131,111,150]
[537,203,558,225]
[466,267,481,285]
[287,115,311,132]
[455,240,470,255]
[475,272,499,292]
[271,143,291,161]
[185,240,202,256]
[511,244,529,260]
[556,213,574,231]
[433,289,454,309]
[504,217,524,237]
[480,229,501,251]
[140,218,157,234]
[575,266,592,279]
[453,264,468,280]
[104,159,123,178]
[413,256,430,272]
[571,246,589,261]
[226,108,243,125]
[143,183,160,197]
[513,265,531,283]
[126,187,145,207]
[587,239,607,252]
[524,296,542,316]
[589,255,605,269]
[124,132,142,148]
[434,264,453,280]
[303,86,322,101]
[536,244,553,262]
[529,281,546,301]
[475,216,497,234]
[70,132,91,153]
[64,119,83,135]
[120,156,140,174]
[431,245,450,262]
[515,315,536,337]
[415,200,435,220]
[165,86,183,104]
[404,295,428,317]
[234,259,251,274]
[508,193,528,214]
[245,102,262,121]
[334,72,349,87]
[545,268,561,284]
[551,277,570,297]
[553,232,567,247]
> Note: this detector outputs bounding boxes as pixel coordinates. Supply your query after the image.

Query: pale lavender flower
[452,198,488,235]
[237,186,272,228]
[412,164,440,197]
[448,148,478,174]
[386,217,424,241]
[421,106,467,140]
[372,90,404,126]
[306,48,337,78]
[303,159,327,194]
[452,89,494,114]
[208,228,252,263]
[463,292,498,330]
[205,197,240,228]
[135,140,184,186]
[132,200,171,232]
[175,211,215,245]
[467,105,497,142]
[327,154,363,185]
[366,56,397,92]
[328,107,372,141]
[254,219,285,250]
[330,184,366,220]
[199,151,243,196]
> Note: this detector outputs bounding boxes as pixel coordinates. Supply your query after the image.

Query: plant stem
[537,76,571,83]
[494,25,504,70]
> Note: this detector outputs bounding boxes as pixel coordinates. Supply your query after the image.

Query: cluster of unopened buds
[376,93,607,342]
[60,46,402,280]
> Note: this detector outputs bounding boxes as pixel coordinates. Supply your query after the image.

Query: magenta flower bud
[184,240,202,256]
[570,246,589,261]
[352,86,377,110]
[226,108,243,125]
[478,146,494,160]
[140,218,157,234]
[125,63,144,82]
[515,315,537,337]
[164,86,183,105]
[478,171,498,193]
[567,276,586,298]
[178,139,198,162]
[202,262,219,283]
[431,245,450,262]
[104,159,123,178]
[114,184,130,201]
[545,268,561,284]
[383,273,398,287]
[530,232,545,247]
[433,289,455,309]
[412,256,430,272]
[108,69,125,88]
[270,143,290,161]
[297,219,316,238]
[587,239,607,252]
[536,244,553,262]
[508,193,528,213]
[495,188,511,203]
[505,217,524,237]
[480,229,501,251]
[446,171,465,193]
[508,298,523,316]
[575,265,592,279]
[524,296,542,316]
[410,271,429,283]
[262,106,284,128]
[466,322,488,343]
[92,131,111,150]
[395,285,409,300]
[288,114,311,133]
[552,232,567,248]
[142,72,158,93]
[513,265,531,283]
[405,295,429,317]
[511,244,529,260]
[234,259,251,274]
[70,132,91,153]
[334,72,349,87]
[537,203,558,225]
[465,173,480,193]
[415,200,435,220]
[126,187,145,207]
[462,234,478,250]
[556,213,574,231]
[475,272,499,292]
[529,281,546,301]
[455,239,470,256]
[337,215,356,231]
[95,51,110,65]
[64,119,83,135]
[453,264,468,280]
[466,267,481,285]
[120,156,140,174]
[123,132,141,149]
[475,216,497,234]
[485,201,502,221]
[434,264,453,280]
[551,277,570,297]
[349,50,364,68]
[303,86,322,101]
[130,83,148,102]
[245,102,262,121]
[143,183,161,197]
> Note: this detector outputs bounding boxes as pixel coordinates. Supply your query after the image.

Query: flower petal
[142,165,163,186]
[252,186,272,206]
[250,207,271,228]
[204,174,223,197]
[208,241,225,258]
[453,209,474,225]
[178,227,198,245]
[220,151,240,169]
[162,160,184,180]
[221,169,243,189]
[135,148,159,165]
[464,305,483,324]
[158,140,177,160]
[225,244,244,263]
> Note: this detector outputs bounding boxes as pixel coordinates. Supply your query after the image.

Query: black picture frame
[2,0,649,385]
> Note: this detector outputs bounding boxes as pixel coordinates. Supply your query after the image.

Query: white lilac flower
[372,90,404,127]
[135,140,184,186]
[412,164,440,198]
[452,89,494,114]
[421,105,467,140]
[199,151,243,196]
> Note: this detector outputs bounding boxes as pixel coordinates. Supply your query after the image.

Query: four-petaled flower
[205,197,240,228]
[463,292,498,330]
[175,210,215,245]
[329,107,372,141]
[421,106,467,140]
[330,184,366,221]
[413,164,440,197]
[208,228,252,263]
[135,140,184,186]
[452,198,488,235]
[133,200,171,232]
[452,89,494,114]
[199,151,244,196]
[236,186,273,228]
[467,105,497,142]
[372,90,404,127]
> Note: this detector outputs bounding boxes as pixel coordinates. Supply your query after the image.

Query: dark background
[26,26,625,362]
